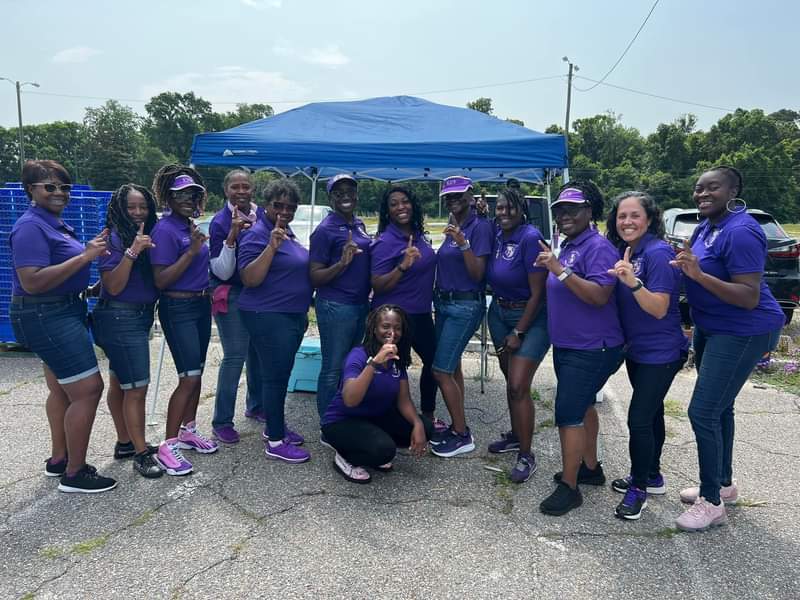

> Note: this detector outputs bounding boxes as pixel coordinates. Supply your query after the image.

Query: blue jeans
[158,296,211,378]
[315,298,368,419]
[240,310,307,440]
[487,300,551,362]
[553,345,624,427]
[92,301,155,390]
[212,286,260,428]
[689,326,781,503]
[433,297,484,374]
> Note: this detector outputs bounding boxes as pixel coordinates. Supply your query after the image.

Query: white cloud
[140,67,309,111]
[51,46,102,64]
[303,44,350,68]
[241,0,282,9]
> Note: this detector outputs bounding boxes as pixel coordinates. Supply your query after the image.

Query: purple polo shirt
[237,216,312,313]
[370,223,436,314]
[436,212,493,292]
[546,227,624,350]
[98,230,158,303]
[616,234,688,364]
[309,212,372,304]
[208,204,265,287]
[686,211,784,336]
[321,346,408,426]
[149,213,210,293]
[10,205,89,296]
[487,224,547,301]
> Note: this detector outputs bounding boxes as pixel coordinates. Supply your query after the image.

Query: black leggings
[321,409,433,467]
[407,312,438,414]
[625,357,684,489]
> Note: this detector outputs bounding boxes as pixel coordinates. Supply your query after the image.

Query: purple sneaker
[155,440,193,476]
[488,430,520,454]
[177,421,219,454]
[245,408,267,423]
[264,439,311,464]
[262,424,305,446]
[212,425,240,444]
[510,452,537,483]
[431,427,475,458]
[612,473,666,495]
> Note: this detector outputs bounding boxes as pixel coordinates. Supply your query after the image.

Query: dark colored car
[480,195,554,242]
[663,208,800,324]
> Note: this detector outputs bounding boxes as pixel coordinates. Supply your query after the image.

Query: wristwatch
[365,356,375,368]
[557,267,573,282]
[630,278,644,292]
[458,240,471,252]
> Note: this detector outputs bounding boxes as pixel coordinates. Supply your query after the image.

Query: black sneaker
[58,465,118,494]
[540,481,583,516]
[615,485,647,520]
[133,452,165,479]
[44,457,68,477]
[114,441,158,459]
[553,461,606,486]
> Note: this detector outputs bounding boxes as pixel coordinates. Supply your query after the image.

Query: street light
[561,57,579,184]
[0,77,41,173]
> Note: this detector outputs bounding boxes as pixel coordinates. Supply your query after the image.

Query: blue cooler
[288,336,321,393]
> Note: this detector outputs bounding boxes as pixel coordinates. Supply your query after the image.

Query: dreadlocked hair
[558,179,605,222]
[708,165,744,196]
[105,184,158,284]
[152,164,206,210]
[362,304,412,370]
[497,187,530,223]
[378,185,426,235]
[605,191,665,249]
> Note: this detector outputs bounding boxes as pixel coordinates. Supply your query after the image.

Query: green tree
[218,103,274,130]
[82,100,142,189]
[466,97,493,115]
[144,92,220,163]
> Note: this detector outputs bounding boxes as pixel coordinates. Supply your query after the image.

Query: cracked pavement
[1,339,799,599]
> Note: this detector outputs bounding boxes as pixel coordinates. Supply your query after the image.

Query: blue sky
[0,0,796,134]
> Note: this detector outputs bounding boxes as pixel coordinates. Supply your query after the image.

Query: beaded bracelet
[124,248,139,261]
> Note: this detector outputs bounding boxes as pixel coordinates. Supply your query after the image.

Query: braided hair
[378,185,426,235]
[497,187,530,224]
[362,304,412,370]
[557,179,605,223]
[605,191,666,249]
[105,183,158,283]
[707,165,744,196]
[152,164,206,211]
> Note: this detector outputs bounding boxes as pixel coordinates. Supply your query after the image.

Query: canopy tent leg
[308,169,319,233]
[147,335,167,425]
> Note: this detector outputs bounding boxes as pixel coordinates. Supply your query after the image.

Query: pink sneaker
[675,497,728,532]
[680,482,738,505]
[264,439,310,464]
[155,440,193,476]
[177,421,219,454]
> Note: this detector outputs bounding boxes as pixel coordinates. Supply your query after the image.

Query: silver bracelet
[458,240,471,252]
[124,248,139,260]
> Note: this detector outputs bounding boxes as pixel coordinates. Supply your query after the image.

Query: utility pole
[561,58,578,184]
[0,78,41,173]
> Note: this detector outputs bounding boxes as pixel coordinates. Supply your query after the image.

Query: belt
[435,290,483,302]
[11,293,81,306]
[163,290,210,299]
[496,298,529,309]
[97,299,155,311]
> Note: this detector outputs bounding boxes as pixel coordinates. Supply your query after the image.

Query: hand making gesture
[84,228,111,260]
[607,246,638,288]
[188,221,208,256]
[339,230,363,268]
[269,224,289,251]
[398,235,420,272]
[226,209,250,244]
[130,222,156,255]
[534,239,561,274]
[670,239,702,280]
[443,213,467,247]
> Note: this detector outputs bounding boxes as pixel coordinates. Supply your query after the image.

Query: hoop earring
[726,197,747,214]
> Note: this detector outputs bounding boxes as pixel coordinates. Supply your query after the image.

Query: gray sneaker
[510,452,537,483]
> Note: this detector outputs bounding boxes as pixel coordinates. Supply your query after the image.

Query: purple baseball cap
[170,174,205,192]
[326,173,357,193]
[440,176,473,197]
[551,187,588,207]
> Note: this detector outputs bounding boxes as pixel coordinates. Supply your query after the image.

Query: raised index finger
[623,246,631,263]
[138,222,145,235]
[538,240,550,251]
[407,235,414,248]
[682,239,692,252]
[347,229,353,243]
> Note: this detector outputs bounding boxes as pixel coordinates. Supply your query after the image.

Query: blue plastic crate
[287,336,321,393]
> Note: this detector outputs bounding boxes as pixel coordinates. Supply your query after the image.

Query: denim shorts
[553,345,624,427]
[10,296,99,384]
[433,297,485,374]
[487,299,551,362]
[92,301,155,389]
[158,296,211,378]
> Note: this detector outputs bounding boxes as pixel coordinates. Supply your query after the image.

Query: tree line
[1,92,798,221]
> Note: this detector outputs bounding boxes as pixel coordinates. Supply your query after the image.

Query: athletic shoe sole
[612,479,666,495]
[44,467,64,477]
[175,441,219,454]
[57,481,118,494]
[431,440,476,458]
[211,431,240,445]
[676,516,728,532]
[511,462,538,484]
[319,436,334,451]
[154,456,193,476]
[333,459,371,484]
[615,499,647,520]
[264,448,310,464]
[540,494,583,516]
[488,445,520,454]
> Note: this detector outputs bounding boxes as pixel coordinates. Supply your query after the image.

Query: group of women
[9,159,782,534]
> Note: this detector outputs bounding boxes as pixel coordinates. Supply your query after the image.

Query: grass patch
[751,369,800,396]
[71,535,108,555]
[736,498,768,508]
[654,527,681,539]
[530,389,541,403]
[492,470,515,515]
[537,418,555,431]
[38,546,62,559]
[20,593,36,600]
[663,398,685,418]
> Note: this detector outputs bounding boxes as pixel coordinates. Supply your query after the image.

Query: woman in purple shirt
[605,191,688,520]
[9,160,116,493]
[672,167,784,532]
[150,165,218,477]
[534,181,624,516]
[239,178,311,464]
[371,185,438,422]
[91,183,163,479]
[208,169,264,444]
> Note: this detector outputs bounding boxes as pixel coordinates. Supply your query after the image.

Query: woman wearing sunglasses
[10,160,116,493]
[534,181,624,516]
[149,165,218,476]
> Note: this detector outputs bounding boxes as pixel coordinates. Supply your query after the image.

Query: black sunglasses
[31,182,72,193]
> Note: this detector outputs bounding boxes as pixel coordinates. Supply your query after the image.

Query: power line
[574,0,660,92]
[574,76,736,112]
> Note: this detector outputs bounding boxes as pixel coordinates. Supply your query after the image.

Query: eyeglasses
[31,183,72,193]
[553,203,589,218]
[331,190,356,200]
[272,201,297,213]
[443,193,465,203]
[173,190,202,202]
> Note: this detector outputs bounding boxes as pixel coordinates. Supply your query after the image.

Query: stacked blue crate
[0,184,112,343]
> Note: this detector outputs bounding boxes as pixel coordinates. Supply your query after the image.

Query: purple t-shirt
[208,204,265,287]
[10,206,89,296]
[616,234,688,364]
[149,213,210,293]
[436,212,493,292]
[322,346,408,425]
[546,227,624,350]
[370,223,436,314]
[309,212,372,304]
[237,215,312,313]
[685,211,784,336]
[487,224,547,301]
[98,230,158,303]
